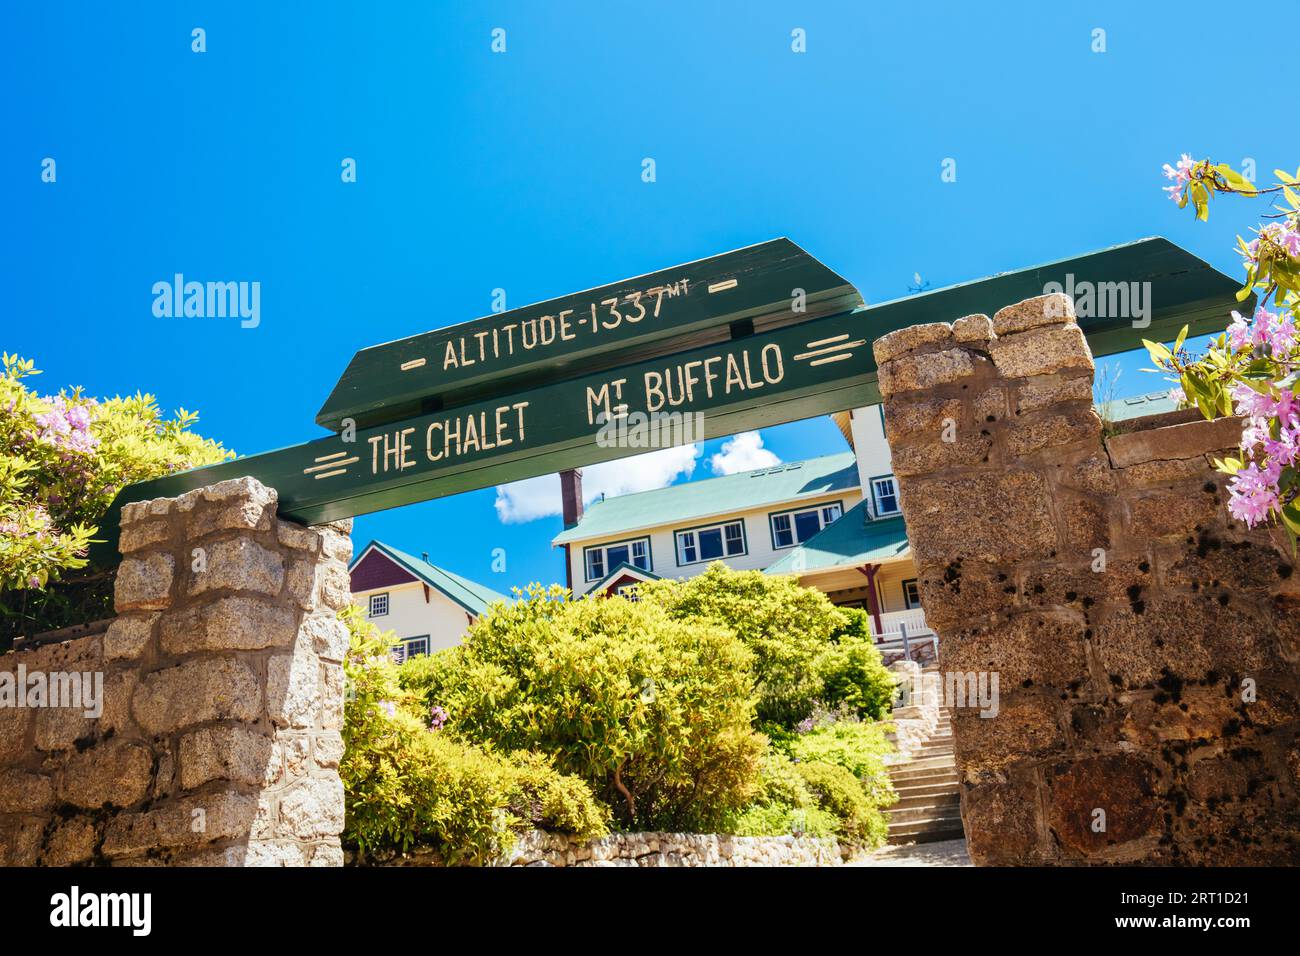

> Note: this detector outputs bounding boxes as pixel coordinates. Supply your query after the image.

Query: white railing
[873,608,932,639]
[871,608,937,661]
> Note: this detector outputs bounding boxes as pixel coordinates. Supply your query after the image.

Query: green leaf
[1143,339,1172,365]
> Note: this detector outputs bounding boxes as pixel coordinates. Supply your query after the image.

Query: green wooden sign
[853,236,1248,359]
[92,309,878,561]
[90,236,1247,566]
[315,237,862,431]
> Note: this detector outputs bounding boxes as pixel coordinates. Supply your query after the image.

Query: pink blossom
[1227,462,1280,527]
[1281,228,1300,259]
[1227,310,1253,350]
[1231,382,1277,419]
[1162,153,1196,184]
[1161,154,1197,201]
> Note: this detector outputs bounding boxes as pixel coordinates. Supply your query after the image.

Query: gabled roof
[552,451,859,545]
[765,502,910,575]
[349,540,510,617]
[585,561,663,596]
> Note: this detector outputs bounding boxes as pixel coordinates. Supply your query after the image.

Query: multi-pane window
[390,635,430,664]
[770,502,843,548]
[872,476,900,517]
[675,520,746,565]
[584,538,651,582]
[368,592,389,617]
[903,579,921,609]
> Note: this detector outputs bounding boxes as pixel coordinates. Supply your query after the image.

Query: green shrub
[818,627,897,721]
[795,760,889,849]
[785,721,898,809]
[637,563,851,726]
[340,605,607,864]
[728,800,839,839]
[724,747,836,839]
[0,354,231,640]
[402,584,766,832]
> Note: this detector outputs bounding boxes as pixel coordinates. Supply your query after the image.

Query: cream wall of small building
[354,580,476,652]
[566,489,864,597]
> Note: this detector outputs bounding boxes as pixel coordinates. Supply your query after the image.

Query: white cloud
[709,431,780,475]
[494,444,701,524]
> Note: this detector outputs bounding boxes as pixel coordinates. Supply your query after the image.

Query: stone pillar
[874,294,1300,865]
[0,477,351,866]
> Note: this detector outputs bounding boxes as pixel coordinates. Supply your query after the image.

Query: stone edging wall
[352,830,844,867]
[0,477,350,866]
[874,294,1300,865]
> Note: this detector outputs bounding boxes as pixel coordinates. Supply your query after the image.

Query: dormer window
[871,476,899,517]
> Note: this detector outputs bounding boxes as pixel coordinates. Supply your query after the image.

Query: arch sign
[90,236,1242,564]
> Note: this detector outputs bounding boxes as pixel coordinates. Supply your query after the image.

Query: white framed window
[871,476,900,517]
[390,635,430,664]
[675,520,746,565]
[614,583,641,601]
[368,592,389,617]
[583,537,651,582]
[903,579,921,610]
[770,502,843,549]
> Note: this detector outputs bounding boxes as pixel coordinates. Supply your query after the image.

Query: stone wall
[874,294,1300,865]
[353,830,843,867]
[0,477,351,866]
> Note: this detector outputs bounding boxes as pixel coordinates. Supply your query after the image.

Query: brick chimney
[560,468,584,529]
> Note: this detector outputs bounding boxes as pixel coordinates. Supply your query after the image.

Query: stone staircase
[885,699,964,845]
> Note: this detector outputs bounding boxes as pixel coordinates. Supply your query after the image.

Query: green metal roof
[765,503,910,575]
[552,451,859,545]
[1099,390,1180,423]
[352,540,511,616]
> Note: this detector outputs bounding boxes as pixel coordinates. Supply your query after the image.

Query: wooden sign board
[315,238,862,431]
[91,309,878,562]
[854,236,1248,364]
[89,236,1246,566]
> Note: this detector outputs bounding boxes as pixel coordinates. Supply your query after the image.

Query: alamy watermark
[0,666,103,718]
[595,410,703,449]
[1042,273,1151,328]
[152,274,261,328]
[897,668,1000,718]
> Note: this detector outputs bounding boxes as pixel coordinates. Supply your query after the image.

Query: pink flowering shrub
[1150,159,1300,544]
[0,354,231,636]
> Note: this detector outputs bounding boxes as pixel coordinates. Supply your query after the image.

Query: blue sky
[5,1,1293,591]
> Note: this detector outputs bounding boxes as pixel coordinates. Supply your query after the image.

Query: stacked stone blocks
[0,477,350,866]
[874,293,1300,865]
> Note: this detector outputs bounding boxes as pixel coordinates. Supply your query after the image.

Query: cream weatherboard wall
[566,488,865,597]
[845,405,897,498]
[355,580,476,653]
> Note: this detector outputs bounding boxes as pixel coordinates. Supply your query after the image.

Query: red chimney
[560,468,584,529]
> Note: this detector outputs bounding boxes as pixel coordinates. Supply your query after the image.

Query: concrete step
[888,824,966,845]
[887,813,965,845]
[888,812,963,833]
[889,793,961,817]
[894,780,960,800]
[890,768,959,788]
[887,754,955,774]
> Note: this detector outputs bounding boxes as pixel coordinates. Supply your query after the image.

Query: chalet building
[552,390,1176,660]
[348,540,508,661]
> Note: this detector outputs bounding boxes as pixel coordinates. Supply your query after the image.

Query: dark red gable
[599,573,646,598]
[350,547,418,592]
